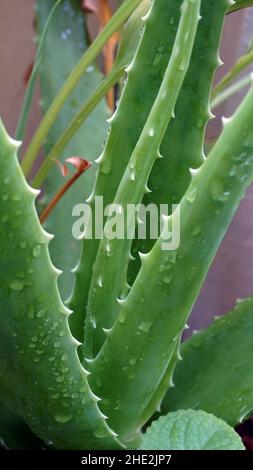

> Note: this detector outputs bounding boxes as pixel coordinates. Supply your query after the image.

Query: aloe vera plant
[1,0,253,450]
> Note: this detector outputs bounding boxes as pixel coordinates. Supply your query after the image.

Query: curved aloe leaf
[70,0,195,342]
[71,0,230,346]
[89,82,253,441]
[140,410,244,450]
[162,296,253,426]
[128,0,230,284]
[84,0,201,358]
[35,0,108,301]
[0,120,121,450]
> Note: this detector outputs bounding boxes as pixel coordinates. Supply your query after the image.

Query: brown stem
[39,158,91,224]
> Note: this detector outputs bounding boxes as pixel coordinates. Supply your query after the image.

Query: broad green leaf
[0,120,121,450]
[162,297,253,426]
[89,76,253,440]
[140,410,244,450]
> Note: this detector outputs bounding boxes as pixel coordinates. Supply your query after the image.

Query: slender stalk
[32,69,121,188]
[229,0,253,12]
[21,0,142,177]
[15,0,63,141]
[211,73,252,108]
[39,160,91,224]
[212,48,253,99]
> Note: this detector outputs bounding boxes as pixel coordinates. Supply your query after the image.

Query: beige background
[1,1,253,331]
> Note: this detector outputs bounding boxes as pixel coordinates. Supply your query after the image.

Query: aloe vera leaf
[128,0,230,285]
[140,410,244,450]
[0,402,43,449]
[139,335,182,425]
[84,0,201,358]
[89,81,253,440]
[162,296,253,426]
[33,1,150,189]
[70,0,188,342]
[21,0,143,177]
[0,121,122,450]
[127,0,230,402]
[35,0,108,301]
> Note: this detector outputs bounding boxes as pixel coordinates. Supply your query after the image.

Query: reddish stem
[39,158,91,224]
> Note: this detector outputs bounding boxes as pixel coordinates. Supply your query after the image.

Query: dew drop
[94,427,109,438]
[196,118,203,129]
[54,413,73,424]
[10,279,25,291]
[210,180,230,202]
[37,309,46,318]
[129,358,137,366]
[118,310,127,324]
[190,225,201,237]
[33,357,40,363]
[87,65,95,73]
[55,375,65,383]
[33,245,41,257]
[186,186,197,203]
[163,275,172,285]
[11,194,21,202]
[138,321,152,332]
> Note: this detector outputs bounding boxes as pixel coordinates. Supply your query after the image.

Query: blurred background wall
[0,0,253,332]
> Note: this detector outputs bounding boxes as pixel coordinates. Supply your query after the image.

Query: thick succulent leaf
[75,0,230,351]
[140,410,244,450]
[90,83,253,440]
[70,0,188,339]
[0,402,43,449]
[36,0,108,300]
[0,120,121,450]
[128,0,230,284]
[162,296,253,426]
[84,0,200,358]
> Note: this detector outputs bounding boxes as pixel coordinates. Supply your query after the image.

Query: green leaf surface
[85,0,201,359]
[90,82,253,440]
[129,0,229,284]
[0,401,43,449]
[69,0,183,340]
[36,0,108,301]
[162,296,253,426]
[0,120,121,450]
[140,410,245,450]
